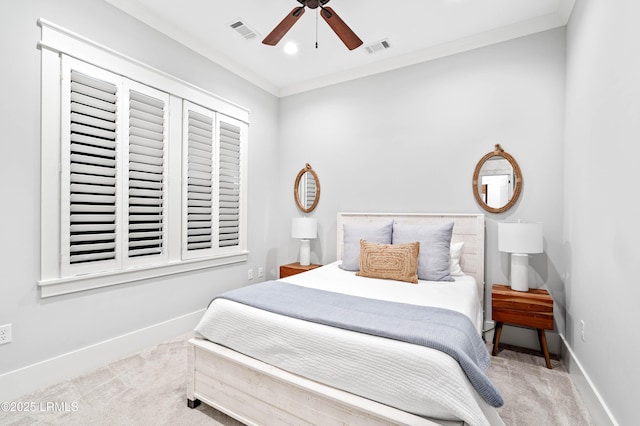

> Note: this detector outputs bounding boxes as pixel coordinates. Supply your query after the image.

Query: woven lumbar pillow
[356,240,420,284]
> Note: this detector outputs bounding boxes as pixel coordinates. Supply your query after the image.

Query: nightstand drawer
[492,284,553,330]
[492,309,553,330]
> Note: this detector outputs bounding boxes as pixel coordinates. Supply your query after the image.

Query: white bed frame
[188,213,488,426]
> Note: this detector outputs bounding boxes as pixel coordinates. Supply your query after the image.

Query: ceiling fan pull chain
[315,8,319,48]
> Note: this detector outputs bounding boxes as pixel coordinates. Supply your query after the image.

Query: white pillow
[450,242,465,276]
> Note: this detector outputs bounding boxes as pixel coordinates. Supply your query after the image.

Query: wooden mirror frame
[294,163,321,213]
[472,144,522,214]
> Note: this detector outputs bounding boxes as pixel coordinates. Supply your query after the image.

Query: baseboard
[0,309,205,402]
[559,334,618,426]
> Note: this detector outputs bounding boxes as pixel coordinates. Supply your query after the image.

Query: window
[182,103,245,260]
[61,61,173,278]
[39,21,248,297]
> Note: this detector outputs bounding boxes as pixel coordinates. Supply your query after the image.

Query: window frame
[39,19,249,297]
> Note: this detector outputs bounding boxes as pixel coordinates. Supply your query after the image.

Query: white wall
[0,0,279,389]
[564,1,640,424]
[278,29,567,324]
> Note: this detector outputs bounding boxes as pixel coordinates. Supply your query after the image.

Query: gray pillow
[392,222,454,281]
[340,221,393,271]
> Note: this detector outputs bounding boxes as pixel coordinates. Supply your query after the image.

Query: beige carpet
[486,344,595,426]
[1,334,594,426]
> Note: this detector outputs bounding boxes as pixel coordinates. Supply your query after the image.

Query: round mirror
[294,164,320,213]
[472,144,522,213]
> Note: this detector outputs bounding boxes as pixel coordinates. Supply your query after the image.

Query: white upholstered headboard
[336,212,486,304]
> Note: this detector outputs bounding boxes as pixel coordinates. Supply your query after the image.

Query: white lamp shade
[498,222,543,254]
[291,217,317,239]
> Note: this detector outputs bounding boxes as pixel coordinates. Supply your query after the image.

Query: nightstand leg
[537,329,552,369]
[492,322,504,356]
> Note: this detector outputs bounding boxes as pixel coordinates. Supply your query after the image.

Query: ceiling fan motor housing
[299,0,330,9]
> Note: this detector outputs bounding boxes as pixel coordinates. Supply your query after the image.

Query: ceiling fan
[262,0,363,51]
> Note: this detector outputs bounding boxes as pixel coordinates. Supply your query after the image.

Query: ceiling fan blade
[320,6,363,50]
[262,7,305,46]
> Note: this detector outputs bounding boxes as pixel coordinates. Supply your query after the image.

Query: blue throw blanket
[216,281,503,407]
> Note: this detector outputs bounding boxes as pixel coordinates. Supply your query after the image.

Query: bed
[187,213,504,426]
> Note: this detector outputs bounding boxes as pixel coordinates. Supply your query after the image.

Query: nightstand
[279,262,322,278]
[492,284,554,368]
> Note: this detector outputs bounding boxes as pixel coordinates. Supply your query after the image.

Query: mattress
[194,262,499,426]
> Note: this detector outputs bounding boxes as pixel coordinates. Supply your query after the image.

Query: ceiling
[105,0,575,97]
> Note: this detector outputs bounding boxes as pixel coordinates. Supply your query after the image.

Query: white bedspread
[195,262,501,426]
[282,262,484,332]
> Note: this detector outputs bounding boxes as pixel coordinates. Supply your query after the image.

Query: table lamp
[498,221,543,292]
[291,217,317,266]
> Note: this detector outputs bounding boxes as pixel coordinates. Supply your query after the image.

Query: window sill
[38,251,249,298]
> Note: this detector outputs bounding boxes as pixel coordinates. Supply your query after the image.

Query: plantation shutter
[127,88,168,263]
[67,70,119,268]
[46,49,250,290]
[183,102,216,258]
[218,118,242,248]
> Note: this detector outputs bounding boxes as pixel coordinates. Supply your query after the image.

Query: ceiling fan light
[284,42,299,55]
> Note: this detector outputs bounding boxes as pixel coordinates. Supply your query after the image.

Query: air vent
[364,39,391,54]
[229,19,259,40]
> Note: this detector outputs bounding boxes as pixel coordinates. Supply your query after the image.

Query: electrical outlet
[247,269,254,280]
[258,267,264,278]
[580,320,585,342]
[0,324,12,345]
